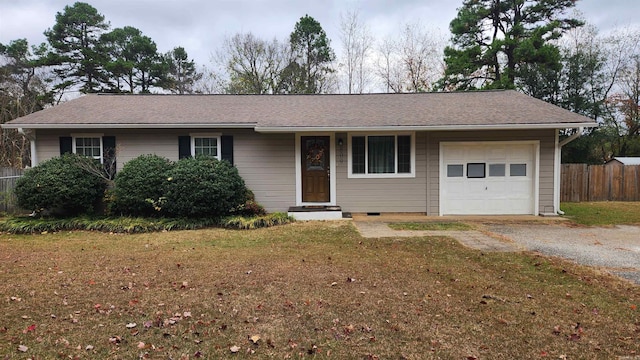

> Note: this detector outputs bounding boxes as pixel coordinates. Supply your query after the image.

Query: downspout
[559,127,583,147]
[555,127,583,215]
[18,128,37,167]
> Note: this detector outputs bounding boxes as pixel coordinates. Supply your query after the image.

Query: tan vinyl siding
[33,129,295,213]
[232,131,295,212]
[336,132,427,213]
[35,129,181,169]
[426,130,557,215]
[34,130,63,163]
[33,128,557,215]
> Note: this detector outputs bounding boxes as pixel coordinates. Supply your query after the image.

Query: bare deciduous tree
[216,33,290,94]
[339,9,373,94]
[375,23,446,93]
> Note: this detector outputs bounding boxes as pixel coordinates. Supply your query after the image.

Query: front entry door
[302,136,330,203]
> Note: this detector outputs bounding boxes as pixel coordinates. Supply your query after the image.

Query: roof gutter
[255,123,597,133]
[1,123,257,130]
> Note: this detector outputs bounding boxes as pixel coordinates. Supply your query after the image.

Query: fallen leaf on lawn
[17,345,28,352]
[249,334,261,344]
[126,322,137,328]
[183,311,192,318]
[344,324,355,334]
[137,341,148,349]
[552,325,561,335]
[330,282,338,287]
[10,296,21,302]
[85,345,94,350]
[23,324,36,333]
[143,320,153,328]
[230,345,240,353]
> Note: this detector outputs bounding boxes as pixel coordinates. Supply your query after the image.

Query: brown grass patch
[1,222,638,359]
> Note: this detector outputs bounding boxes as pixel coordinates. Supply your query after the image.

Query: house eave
[2,121,598,132]
[255,122,598,133]
[0,123,257,130]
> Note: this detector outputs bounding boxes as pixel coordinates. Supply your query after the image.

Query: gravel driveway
[484,223,640,284]
[353,219,640,285]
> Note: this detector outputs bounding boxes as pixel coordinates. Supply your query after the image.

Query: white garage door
[440,142,537,215]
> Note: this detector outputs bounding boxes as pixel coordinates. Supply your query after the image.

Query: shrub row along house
[2,90,596,219]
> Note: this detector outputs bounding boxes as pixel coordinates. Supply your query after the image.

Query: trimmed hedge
[162,156,248,218]
[14,154,106,217]
[111,154,174,216]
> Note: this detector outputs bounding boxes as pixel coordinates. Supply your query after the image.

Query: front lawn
[0,222,638,359]
[561,201,640,225]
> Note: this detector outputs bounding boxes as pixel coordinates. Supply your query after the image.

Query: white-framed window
[191,133,221,159]
[72,133,103,162]
[348,133,415,178]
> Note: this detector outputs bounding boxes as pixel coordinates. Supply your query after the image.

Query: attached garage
[440,141,539,215]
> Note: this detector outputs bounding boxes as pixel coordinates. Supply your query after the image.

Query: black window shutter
[221,135,233,165]
[178,136,191,159]
[102,136,116,178]
[60,137,72,155]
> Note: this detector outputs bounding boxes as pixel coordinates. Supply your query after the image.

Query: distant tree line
[1,0,639,166]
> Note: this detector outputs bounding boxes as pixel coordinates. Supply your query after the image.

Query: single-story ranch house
[2,90,596,219]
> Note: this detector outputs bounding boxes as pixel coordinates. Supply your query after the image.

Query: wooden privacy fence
[0,167,24,213]
[561,164,640,202]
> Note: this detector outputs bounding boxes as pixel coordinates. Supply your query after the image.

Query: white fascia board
[255,122,598,133]
[1,123,257,130]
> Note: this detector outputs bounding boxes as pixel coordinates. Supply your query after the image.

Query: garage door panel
[441,143,536,215]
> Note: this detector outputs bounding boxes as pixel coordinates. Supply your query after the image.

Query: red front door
[301,136,330,203]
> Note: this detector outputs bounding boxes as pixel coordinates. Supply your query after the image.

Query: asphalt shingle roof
[3,90,596,130]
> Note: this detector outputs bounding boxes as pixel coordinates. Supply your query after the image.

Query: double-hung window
[191,133,221,159]
[349,133,414,178]
[72,134,103,162]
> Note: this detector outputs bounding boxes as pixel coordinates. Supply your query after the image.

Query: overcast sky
[1,0,638,68]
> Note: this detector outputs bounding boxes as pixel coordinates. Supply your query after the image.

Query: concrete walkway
[353,219,522,252]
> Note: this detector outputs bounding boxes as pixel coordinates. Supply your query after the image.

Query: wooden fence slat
[561,164,640,202]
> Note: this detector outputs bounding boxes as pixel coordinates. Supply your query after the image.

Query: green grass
[561,202,640,225]
[0,222,638,359]
[388,221,473,231]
